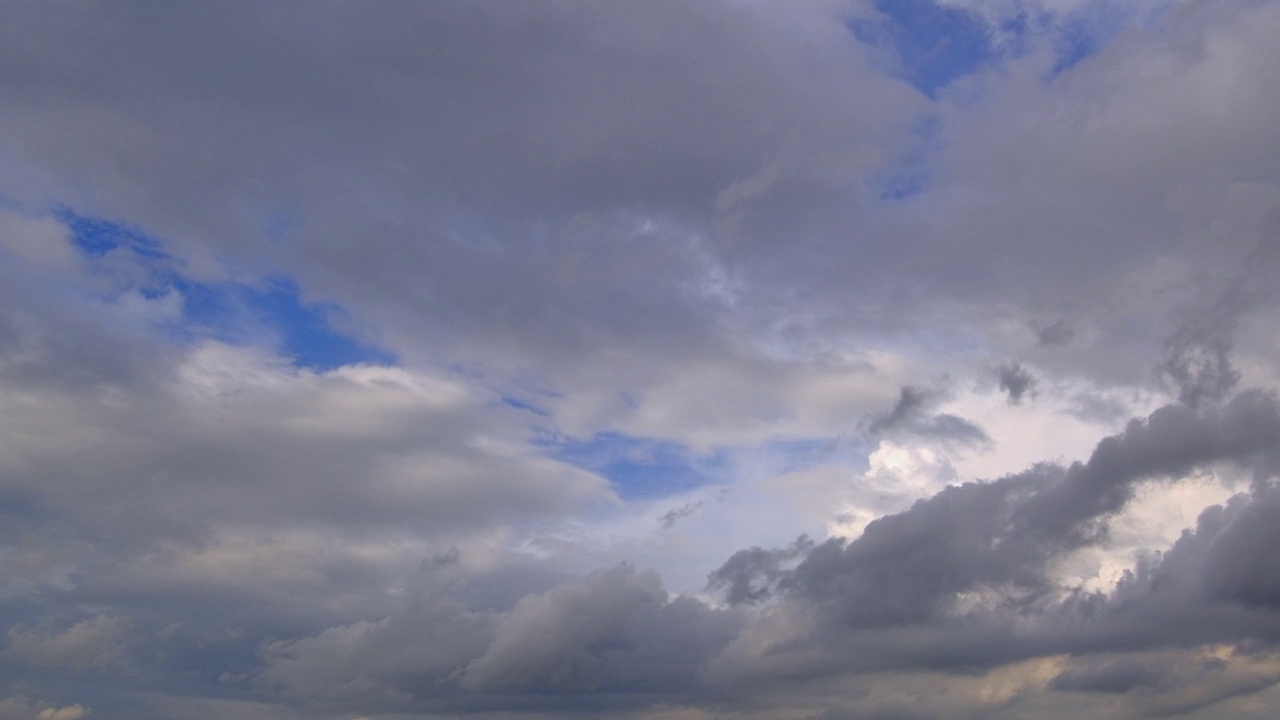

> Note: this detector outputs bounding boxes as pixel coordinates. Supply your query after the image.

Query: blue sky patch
[850,0,1135,91]
[58,209,391,371]
[544,433,870,501]
[183,277,394,371]
[546,432,729,500]
[852,0,995,97]
[57,208,167,260]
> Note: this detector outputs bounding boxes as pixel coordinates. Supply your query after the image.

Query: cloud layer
[4,1,1280,718]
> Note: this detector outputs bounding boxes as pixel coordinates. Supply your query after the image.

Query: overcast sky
[3,1,1280,718]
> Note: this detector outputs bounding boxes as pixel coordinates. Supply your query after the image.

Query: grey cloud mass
[5,0,1280,718]
[869,386,991,447]
[244,390,1280,716]
[723,391,1280,670]
[997,362,1037,405]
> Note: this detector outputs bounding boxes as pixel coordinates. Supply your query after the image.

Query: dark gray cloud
[869,386,991,447]
[1157,288,1251,409]
[1045,647,1280,719]
[461,566,740,695]
[0,0,920,385]
[708,389,1280,685]
[997,362,1037,405]
[818,706,940,720]
[258,565,744,714]
[159,391,1280,718]
[1036,319,1075,348]
[659,500,704,529]
[707,536,815,606]
[2,0,1270,392]
[1048,655,1177,695]
[869,386,937,434]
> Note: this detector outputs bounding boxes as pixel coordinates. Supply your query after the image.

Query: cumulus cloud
[707,390,1280,689]
[241,388,1280,716]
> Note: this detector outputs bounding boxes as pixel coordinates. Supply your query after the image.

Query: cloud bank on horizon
[3,0,1280,718]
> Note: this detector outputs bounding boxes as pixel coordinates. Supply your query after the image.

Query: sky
[2,0,1280,718]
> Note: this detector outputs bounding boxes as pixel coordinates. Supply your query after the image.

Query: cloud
[259,565,742,712]
[6,616,127,671]
[0,699,88,720]
[246,385,1280,715]
[997,362,1037,405]
[1036,319,1076,347]
[4,0,1280,717]
[259,598,494,706]
[869,386,992,447]
[707,536,816,606]
[659,501,704,529]
[1049,647,1280,718]
[1157,290,1249,409]
[0,210,77,268]
[710,389,1280,682]
[462,565,739,694]
[37,707,88,720]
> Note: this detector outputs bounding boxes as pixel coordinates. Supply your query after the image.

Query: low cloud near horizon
[4,1,1280,718]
